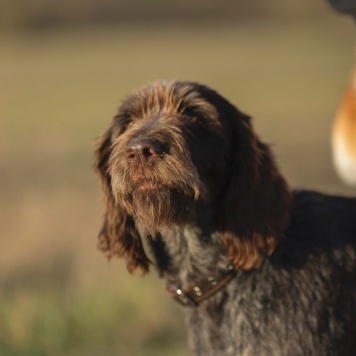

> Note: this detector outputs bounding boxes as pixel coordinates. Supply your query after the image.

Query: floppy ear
[94,124,150,274]
[219,110,291,270]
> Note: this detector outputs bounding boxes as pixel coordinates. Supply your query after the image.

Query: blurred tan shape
[332,67,356,186]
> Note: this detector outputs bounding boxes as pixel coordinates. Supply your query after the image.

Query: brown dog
[95,81,355,355]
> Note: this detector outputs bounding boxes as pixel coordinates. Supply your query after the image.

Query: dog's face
[95,81,291,273]
[107,82,234,233]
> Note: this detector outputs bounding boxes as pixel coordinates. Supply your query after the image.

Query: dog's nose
[126,137,163,164]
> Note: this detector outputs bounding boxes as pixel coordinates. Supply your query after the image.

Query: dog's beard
[109,141,207,234]
[112,173,205,235]
[125,185,196,234]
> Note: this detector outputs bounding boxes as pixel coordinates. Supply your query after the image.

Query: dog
[95,81,356,355]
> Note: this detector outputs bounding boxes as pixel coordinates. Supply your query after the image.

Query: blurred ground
[0,2,355,355]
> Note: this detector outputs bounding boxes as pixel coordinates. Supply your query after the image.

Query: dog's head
[95,81,291,273]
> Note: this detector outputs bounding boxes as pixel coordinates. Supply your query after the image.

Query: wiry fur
[94,80,356,355]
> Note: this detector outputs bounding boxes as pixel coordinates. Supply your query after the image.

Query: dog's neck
[138,207,230,291]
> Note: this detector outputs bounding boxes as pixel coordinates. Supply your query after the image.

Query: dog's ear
[219,110,291,270]
[94,123,150,274]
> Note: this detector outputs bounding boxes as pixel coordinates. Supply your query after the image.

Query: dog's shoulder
[270,189,356,270]
[289,189,356,241]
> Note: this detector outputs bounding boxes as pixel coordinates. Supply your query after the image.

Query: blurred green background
[1,1,355,355]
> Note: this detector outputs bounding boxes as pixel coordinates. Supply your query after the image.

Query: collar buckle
[166,265,236,307]
[167,283,199,307]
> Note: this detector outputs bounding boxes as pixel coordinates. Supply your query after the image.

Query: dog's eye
[186,114,198,123]
[122,119,134,131]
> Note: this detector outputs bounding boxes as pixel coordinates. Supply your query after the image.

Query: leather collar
[166,265,236,307]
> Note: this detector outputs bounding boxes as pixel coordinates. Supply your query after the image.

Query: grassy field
[0,13,355,356]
